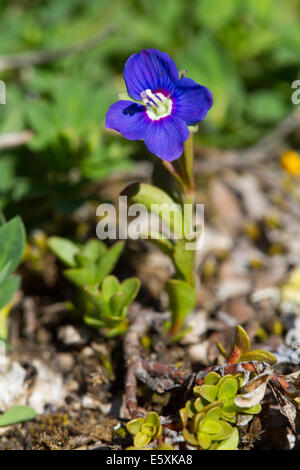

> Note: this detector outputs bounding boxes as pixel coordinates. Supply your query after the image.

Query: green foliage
[48,237,124,288]
[0,216,26,340]
[180,372,261,450]
[0,405,37,427]
[126,411,162,449]
[84,275,140,337]
[48,237,139,336]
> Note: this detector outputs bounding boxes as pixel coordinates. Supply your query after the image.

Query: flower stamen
[141,89,173,121]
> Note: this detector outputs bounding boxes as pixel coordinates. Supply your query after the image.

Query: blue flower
[105,49,213,162]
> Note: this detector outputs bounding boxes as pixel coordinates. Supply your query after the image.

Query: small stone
[58,325,88,346]
[56,353,75,373]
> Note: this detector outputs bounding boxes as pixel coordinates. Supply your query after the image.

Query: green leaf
[122,183,183,238]
[240,350,277,365]
[199,385,219,403]
[173,238,196,283]
[0,275,20,310]
[200,420,221,434]
[141,422,156,437]
[48,236,79,268]
[212,421,234,441]
[233,325,250,354]
[0,217,25,278]
[144,411,161,438]
[182,428,200,447]
[179,407,188,428]
[101,275,119,301]
[235,403,261,415]
[64,265,98,288]
[126,417,144,435]
[194,397,205,412]
[83,315,105,328]
[197,431,211,449]
[216,340,228,359]
[120,277,140,305]
[109,292,127,317]
[204,372,221,385]
[166,279,196,332]
[84,285,111,316]
[81,239,107,261]
[134,431,151,449]
[0,405,37,426]
[96,241,124,285]
[216,427,239,450]
[218,377,238,401]
[203,405,222,422]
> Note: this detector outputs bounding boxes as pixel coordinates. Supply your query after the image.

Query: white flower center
[141,89,173,121]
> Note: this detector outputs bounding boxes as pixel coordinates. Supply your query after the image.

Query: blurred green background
[0,0,299,227]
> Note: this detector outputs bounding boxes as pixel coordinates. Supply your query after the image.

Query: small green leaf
[101,275,119,301]
[120,277,140,305]
[0,275,20,310]
[218,377,238,400]
[204,372,221,385]
[141,422,156,437]
[197,431,211,449]
[64,265,98,288]
[83,315,105,328]
[200,420,221,434]
[179,407,188,427]
[182,428,200,447]
[212,420,233,441]
[0,405,37,426]
[235,403,262,415]
[109,292,127,317]
[216,340,228,359]
[240,350,277,365]
[81,239,107,261]
[48,236,79,268]
[194,397,204,412]
[84,285,111,316]
[134,431,151,449]
[126,417,144,435]
[0,217,26,278]
[212,421,234,441]
[233,325,251,354]
[173,238,196,284]
[96,241,124,284]
[216,427,239,450]
[199,385,219,403]
[144,411,161,438]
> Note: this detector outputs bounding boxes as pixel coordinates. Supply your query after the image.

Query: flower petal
[124,49,179,101]
[105,100,148,140]
[144,116,189,162]
[173,77,213,125]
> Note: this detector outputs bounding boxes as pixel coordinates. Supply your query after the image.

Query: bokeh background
[0,0,300,228]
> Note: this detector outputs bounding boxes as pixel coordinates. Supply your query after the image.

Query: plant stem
[179,133,195,194]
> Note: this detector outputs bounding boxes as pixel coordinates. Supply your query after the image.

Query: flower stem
[179,133,195,194]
